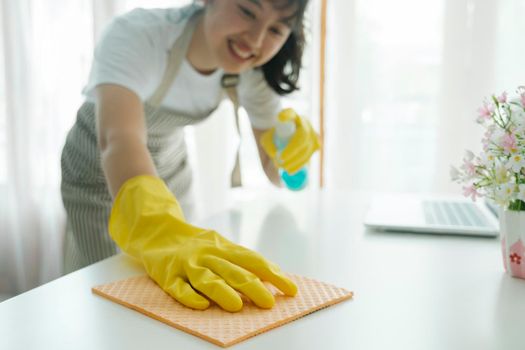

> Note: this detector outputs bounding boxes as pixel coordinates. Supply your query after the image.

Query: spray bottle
[274,109,308,191]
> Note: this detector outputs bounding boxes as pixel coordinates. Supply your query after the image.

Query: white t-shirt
[83,5,281,129]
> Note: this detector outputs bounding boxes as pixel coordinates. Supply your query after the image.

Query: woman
[61,0,319,312]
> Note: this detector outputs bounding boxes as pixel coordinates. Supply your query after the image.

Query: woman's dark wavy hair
[262,0,309,95]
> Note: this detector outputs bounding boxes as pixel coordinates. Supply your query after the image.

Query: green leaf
[508,199,525,211]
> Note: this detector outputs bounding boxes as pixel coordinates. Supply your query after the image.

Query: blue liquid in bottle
[280,167,308,191]
[274,118,308,191]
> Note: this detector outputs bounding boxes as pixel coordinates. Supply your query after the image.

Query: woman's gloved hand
[109,175,297,312]
[260,108,321,174]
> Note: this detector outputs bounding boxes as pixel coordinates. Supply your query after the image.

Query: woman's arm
[95,84,157,198]
[252,127,282,187]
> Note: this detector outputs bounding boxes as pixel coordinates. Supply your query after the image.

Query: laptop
[363,194,499,237]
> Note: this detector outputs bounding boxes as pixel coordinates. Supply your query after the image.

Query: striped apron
[60,9,241,274]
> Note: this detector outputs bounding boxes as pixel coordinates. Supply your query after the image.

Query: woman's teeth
[230,41,253,59]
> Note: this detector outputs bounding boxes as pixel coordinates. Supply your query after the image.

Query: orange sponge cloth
[92,274,353,347]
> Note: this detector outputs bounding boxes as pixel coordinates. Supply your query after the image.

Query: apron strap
[221,74,242,188]
[147,8,243,188]
[148,10,202,107]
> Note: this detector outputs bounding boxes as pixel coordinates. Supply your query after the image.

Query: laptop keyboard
[422,201,490,227]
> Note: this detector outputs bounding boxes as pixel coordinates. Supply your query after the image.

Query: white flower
[452,87,525,208]
[495,183,515,207]
[479,152,496,167]
[495,164,510,184]
[506,153,525,172]
[512,110,525,135]
[491,128,506,146]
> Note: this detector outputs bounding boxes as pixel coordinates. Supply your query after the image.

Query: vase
[499,209,525,279]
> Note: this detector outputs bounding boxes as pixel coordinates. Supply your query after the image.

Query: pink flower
[498,91,508,103]
[502,132,517,153]
[508,239,525,278]
[462,159,476,176]
[510,252,522,265]
[477,102,494,120]
[463,185,480,201]
[521,93,525,108]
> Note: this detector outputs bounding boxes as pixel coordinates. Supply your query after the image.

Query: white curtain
[324,0,525,194]
[1,0,95,300]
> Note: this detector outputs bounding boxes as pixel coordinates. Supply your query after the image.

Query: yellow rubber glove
[109,175,297,312]
[260,108,321,174]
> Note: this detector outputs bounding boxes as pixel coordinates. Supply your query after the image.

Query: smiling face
[201,0,298,74]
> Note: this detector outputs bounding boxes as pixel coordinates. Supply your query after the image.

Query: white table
[1,190,525,349]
